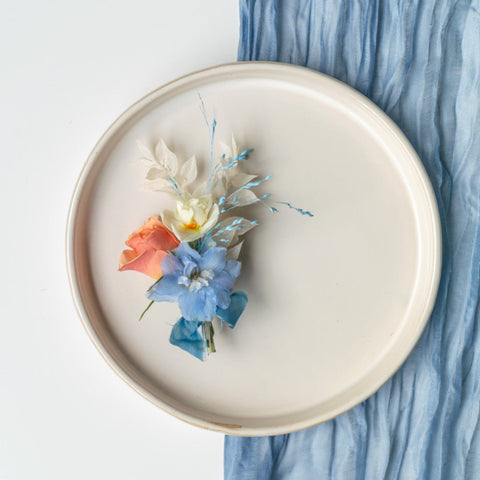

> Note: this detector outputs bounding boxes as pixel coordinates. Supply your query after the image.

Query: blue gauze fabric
[225,1,480,479]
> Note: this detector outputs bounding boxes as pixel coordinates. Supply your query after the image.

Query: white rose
[162,193,219,243]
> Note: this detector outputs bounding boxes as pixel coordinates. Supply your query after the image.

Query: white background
[0,1,238,478]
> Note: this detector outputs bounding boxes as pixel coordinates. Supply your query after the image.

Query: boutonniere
[119,102,312,360]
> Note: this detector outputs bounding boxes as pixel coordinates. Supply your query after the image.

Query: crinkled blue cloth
[225,0,480,478]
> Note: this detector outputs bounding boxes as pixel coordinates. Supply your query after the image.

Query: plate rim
[66,61,442,436]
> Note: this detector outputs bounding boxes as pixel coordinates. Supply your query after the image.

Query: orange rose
[119,216,179,279]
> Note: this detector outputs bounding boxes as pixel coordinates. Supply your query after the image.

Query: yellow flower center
[183,221,199,230]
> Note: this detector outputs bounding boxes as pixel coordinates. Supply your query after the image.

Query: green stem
[138,300,154,321]
[202,322,216,355]
[146,276,163,293]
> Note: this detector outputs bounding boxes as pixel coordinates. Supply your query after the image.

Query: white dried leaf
[215,216,242,229]
[145,166,167,181]
[155,139,178,175]
[231,135,238,158]
[135,157,156,168]
[212,217,257,247]
[209,174,228,200]
[178,156,197,187]
[142,177,176,194]
[218,135,239,161]
[227,241,244,261]
[236,219,257,236]
[218,141,232,160]
[232,188,258,205]
[136,140,155,161]
[192,184,206,198]
[230,172,257,188]
[214,228,237,246]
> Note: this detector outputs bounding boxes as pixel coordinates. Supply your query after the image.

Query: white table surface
[0,1,238,478]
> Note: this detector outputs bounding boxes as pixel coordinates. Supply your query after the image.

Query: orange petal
[119,249,166,279]
[145,228,179,251]
[119,248,139,268]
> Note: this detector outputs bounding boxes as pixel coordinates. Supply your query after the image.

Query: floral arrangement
[119,107,312,360]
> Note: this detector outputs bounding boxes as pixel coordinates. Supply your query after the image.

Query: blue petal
[225,260,241,279]
[216,291,248,328]
[182,258,199,278]
[147,274,183,302]
[199,238,217,253]
[178,289,208,321]
[210,271,236,292]
[199,246,227,273]
[161,254,182,275]
[178,288,219,322]
[176,242,201,262]
[212,287,231,310]
[202,289,220,321]
[169,317,205,361]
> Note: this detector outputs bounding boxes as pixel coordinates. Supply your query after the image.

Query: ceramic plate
[66,62,441,435]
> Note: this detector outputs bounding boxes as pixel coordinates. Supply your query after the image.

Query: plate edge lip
[65,61,443,436]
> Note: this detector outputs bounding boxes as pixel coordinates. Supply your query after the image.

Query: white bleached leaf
[136,157,156,167]
[231,188,258,205]
[178,156,197,187]
[211,217,257,247]
[236,219,257,236]
[227,241,244,261]
[212,217,257,247]
[212,216,242,232]
[142,177,176,194]
[218,141,232,160]
[145,166,167,181]
[214,228,237,246]
[230,172,257,188]
[218,135,239,161]
[192,183,207,198]
[209,174,228,200]
[221,217,257,237]
[136,140,155,161]
[231,135,238,158]
[155,139,178,175]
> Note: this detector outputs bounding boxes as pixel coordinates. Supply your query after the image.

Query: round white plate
[66,62,441,435]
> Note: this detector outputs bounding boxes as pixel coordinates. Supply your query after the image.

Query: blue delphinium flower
[147,243,241,322]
